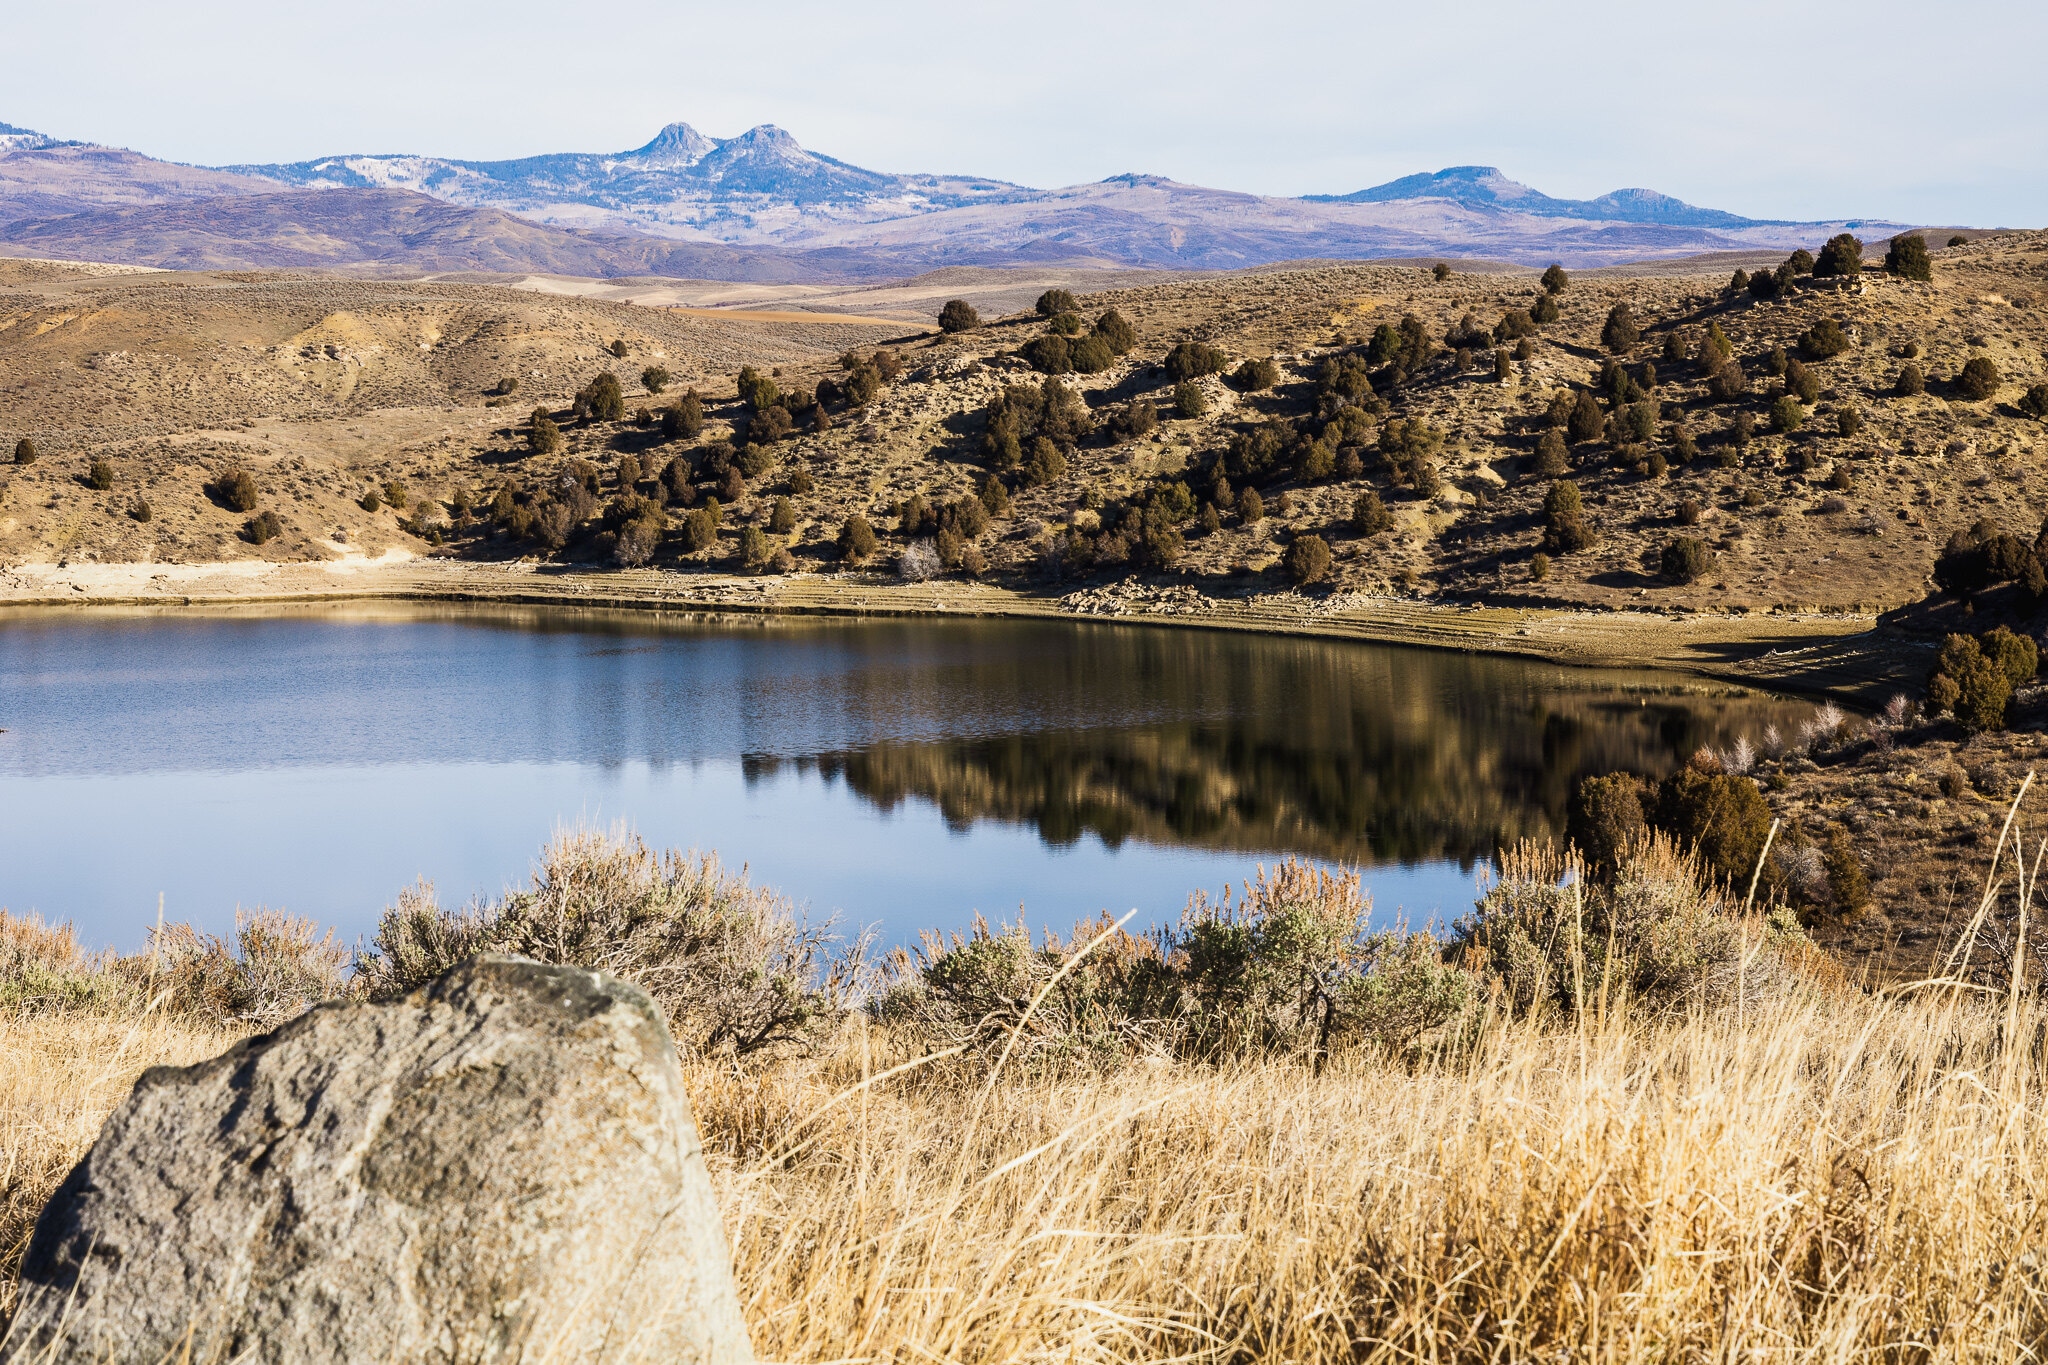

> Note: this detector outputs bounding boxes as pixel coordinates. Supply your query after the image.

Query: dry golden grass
[10,897,2048,1359]
[690,985,2048,1364]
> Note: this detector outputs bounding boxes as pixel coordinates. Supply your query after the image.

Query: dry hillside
[1,232,2044,623]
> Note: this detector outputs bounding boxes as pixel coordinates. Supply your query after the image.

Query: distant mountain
[229,122,1038,240]
[1307,165,1774,229]
[0,119,1922,278]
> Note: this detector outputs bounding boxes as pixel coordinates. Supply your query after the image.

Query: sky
[6,0,2043,226]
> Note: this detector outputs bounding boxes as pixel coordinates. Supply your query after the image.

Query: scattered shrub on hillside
[85,458,114,490]
[838,514,877,563]
[1568,773,1649,880]
[2019,383,2048,420]
[938,299,981,333]
[1531,292,1560,325]
[1047,312,1085,337]
[129,496,152,522]
[1023,437,1069,488]
[1786,358,1820,402]
[641,365,671,394]
[1727,269,1751,295]
[679,502,720,553]
[1886,233,1933,281]
[1092,309,1137,355]
[12,437,36,465]
[1022,335,1072,375]
[1432,262,1452,282]
[1354,489,1391,535]
[1626,399,1660,444]
[1541,263,1569,294]
[244,510,283,545]
[607,339,628,359]
[1926,631,2023,733]
[1661,535,1712,584]
[1814,233,1863,278]
[362,829,859,1056]
[1035,288,1078,316]
[1543,479,1593,553]
[1493,348,1512,382]
[1837,407,1864,437]
[1770,395,1806,434]
[1601,302,1640,353]
[1896,363,1926,396]
[1495,308,1537,342]
[981,378,1094,467]
[1239,487,1264,523]
[1173,381,1207,419]
[1164,341,1228,382]
[492,375,519,396]
[736,366,779,413]
[1235,356,1280,390]
[1529,552,1549,581]
[1285,534,1332,586]
[1787,248,1815,275]
[574,371,625,422]
[1959,355,2002,401]
[528,410,565,455]
[1568,390,1606,444]
[1800,318,1852,359]
[1677,496,1702,526]
[1532,428,1569,477]
[1106,397,1159,442]
[768,496,796,535]
[1069,334,1116,374]
[208,466,259,512]
[1657,762,1775,890]
[1823,826,1870,914]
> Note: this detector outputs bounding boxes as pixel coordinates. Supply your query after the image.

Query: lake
[0,605,1814,953]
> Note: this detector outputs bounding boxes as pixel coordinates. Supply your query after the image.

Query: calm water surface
[0,606,1815,951]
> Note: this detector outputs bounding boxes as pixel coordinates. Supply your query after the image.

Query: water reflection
[0,605,1812,945]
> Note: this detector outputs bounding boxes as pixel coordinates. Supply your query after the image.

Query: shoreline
[0,558,1927,701]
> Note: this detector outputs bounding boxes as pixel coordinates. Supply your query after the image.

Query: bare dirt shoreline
[0,557,1927,702]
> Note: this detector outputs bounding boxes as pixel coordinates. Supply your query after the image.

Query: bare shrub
[899,538,942,582]
[147,910,351,1030]
[359,827,862,1056]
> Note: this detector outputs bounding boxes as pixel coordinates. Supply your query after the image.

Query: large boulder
[1,956,755,1365]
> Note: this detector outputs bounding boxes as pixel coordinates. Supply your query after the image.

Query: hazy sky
[8,0,2043,225]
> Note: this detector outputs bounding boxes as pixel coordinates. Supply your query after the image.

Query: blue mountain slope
[1306,165,1781,228]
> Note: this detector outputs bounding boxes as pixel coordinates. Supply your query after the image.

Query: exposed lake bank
[0,557,1927,703]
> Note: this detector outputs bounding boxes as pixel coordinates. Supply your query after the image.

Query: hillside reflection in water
[0,606,1813,947]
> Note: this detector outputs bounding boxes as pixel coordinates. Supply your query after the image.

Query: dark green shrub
[679,504,719,553]
[1092,310,1136,354]
[736,366,779,412]
[1022,334,1072,375]
[360,488,383,512]
[1814,234,1863,278]
[1285,534,1333,585]
[837,514,877,562]
[1801,319,1852,359]
[1530,552,1550,581]
[1787,248,1816,274]
[938,299,981,333]
[1769,395,1806,433]
[1239,487,1264,523]
[1495,308,1537,342]
[1493,348,1512,381]
[576,371,625,422]
[1728,269,1750,295]
[1531,292,1560,324]
[493,376,520,396]
[1164,341,1228,382]
[244,510,283,545]
[1959,356,2001,401]
[1731,412,1755,447]
[1172,381,1207,419]
[1837,408,1863,437]
[1886,234,1932,281]
[1354,489,1391,534]
[608,339,628,359]
[662,392,705,440]
[1070,334,1115,374]
[1568,390,1606,444]
[1543,479,1593,553]
[1541,264,1569,294]
[1626,399,1660,443]
[528,411,564,455]
[1949,234,1969,248]
[1677,497,1702,525]
[1049,312,1086,337]
[1432,262,1452,282]
[1896,363,1925,396]
[1568,773,1648,879]
[1656,765,1773,888]
[1984,625,2039,687]
[12,437,36,465]
[2019,383,2048,419]
[769,496,796,534]
[86,458,114,490]
[1024,437,1069,488]
[1601,302,1640,353]
[1673,427,1699,462]
[1035,288,1079,316]
[209,466,259,512]
[1661,535,1712,583]
[1533,428,1568,477]
[1765,346,1789,378]
[641,365,671,394]
[1235,357,1280,390]
[752,405,794,441]
[1787,359,1820,402]
[717,465,745,503]
[1928,633,2013,732]
[1823,827,1869,914]
[739,525,772,570]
